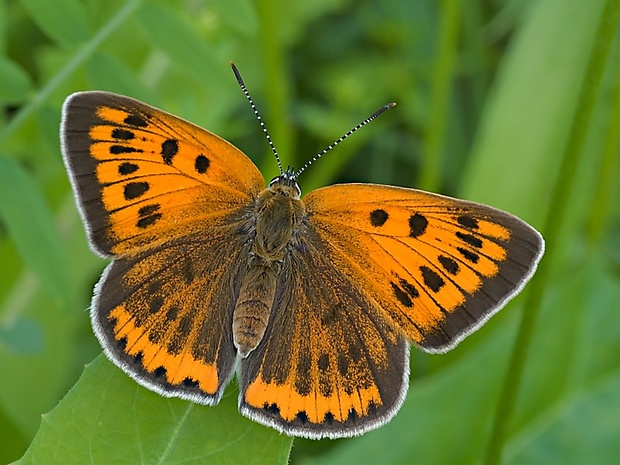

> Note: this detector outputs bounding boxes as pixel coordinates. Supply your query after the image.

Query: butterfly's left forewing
[303,183,544,353]
[61,91,264,257]
[61,91,265,405]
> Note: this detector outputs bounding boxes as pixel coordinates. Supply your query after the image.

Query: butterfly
[60,63,544,439]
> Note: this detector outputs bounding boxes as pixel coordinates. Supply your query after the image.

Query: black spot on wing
[195,154,210,174]
[112,128,135,140]
[370,209,388,227]
[457,247,479,263]
[124,114,148,127]
[409,213,428,237]
[456,231,483,248]
[457,215,479,229]
[124,181,149,200]
[118,162,139,175]
[110,145,142,154]
[391,281,412,307]
[438,255,459,275]
[137,204,162,228]
[161,139,179,165]
[420,266,445,292]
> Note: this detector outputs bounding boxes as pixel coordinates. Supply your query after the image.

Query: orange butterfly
[60,63,544,439]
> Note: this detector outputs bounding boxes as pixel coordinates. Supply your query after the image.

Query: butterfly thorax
[232,177,305,358]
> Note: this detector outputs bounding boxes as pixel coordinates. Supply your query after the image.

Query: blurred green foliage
[1,0,619,463]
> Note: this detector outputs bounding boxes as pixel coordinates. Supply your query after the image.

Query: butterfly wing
[61,91,264,257]
[94,228,248,404]
[302,183,544,353]
[239,229,409,439]
[61,91,265,403]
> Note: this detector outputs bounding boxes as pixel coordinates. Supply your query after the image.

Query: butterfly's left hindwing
[93,217,251,405]
[303,183,544,353]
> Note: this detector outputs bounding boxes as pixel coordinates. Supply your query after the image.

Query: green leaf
[19,0,90,47]
[18,356,293,464]
[0,157,74,308]
[138,2,227,87]
[212,0,259,37]
[461,0,606,222]
[0,316,43,354]
[506,373,620,465]
[505,257,620,464]
[85,52,157,103]
[0,57,33,103]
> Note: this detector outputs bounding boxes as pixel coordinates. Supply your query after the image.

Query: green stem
[483,1,620,464]
[420,0,460,192]
[0,0,141,147]
[586,53,620,246]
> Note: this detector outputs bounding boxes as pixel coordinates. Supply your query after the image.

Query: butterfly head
[268,167,302,199]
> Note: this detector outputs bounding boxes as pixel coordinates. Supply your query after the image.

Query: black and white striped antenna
[231,62,283,175]
[294,102,395,177]
[230,62,395,179]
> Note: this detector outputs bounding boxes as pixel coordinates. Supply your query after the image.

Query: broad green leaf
[504,256,620,464]
[18,356,293,465]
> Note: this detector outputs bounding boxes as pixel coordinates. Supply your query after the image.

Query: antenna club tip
[387,102,396,108]
[230,62,243,84]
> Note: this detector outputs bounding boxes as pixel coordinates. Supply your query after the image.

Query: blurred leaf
[462,0,605,222]
[213,0,259,37]
[0,56,33,103]
[85,52,157,103]
[0,157,74,308]
[0,316,43,354]
[0,406,28,465]
[138,1,227,87]
[504,255,620,464]
[507,373,620,465]
[18,356,293,465]
[19,0,90,47]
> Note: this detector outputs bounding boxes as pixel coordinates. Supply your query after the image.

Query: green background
[1,0,619,463]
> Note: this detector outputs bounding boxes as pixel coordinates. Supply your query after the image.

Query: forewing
[239,228,409,439]
[60,91,264,256]
[303,183,544,353]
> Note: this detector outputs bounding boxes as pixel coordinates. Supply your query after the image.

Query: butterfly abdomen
[233,182,305,357]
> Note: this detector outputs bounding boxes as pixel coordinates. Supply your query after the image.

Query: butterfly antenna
[294,102,396,178]
[230,62,284,175]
